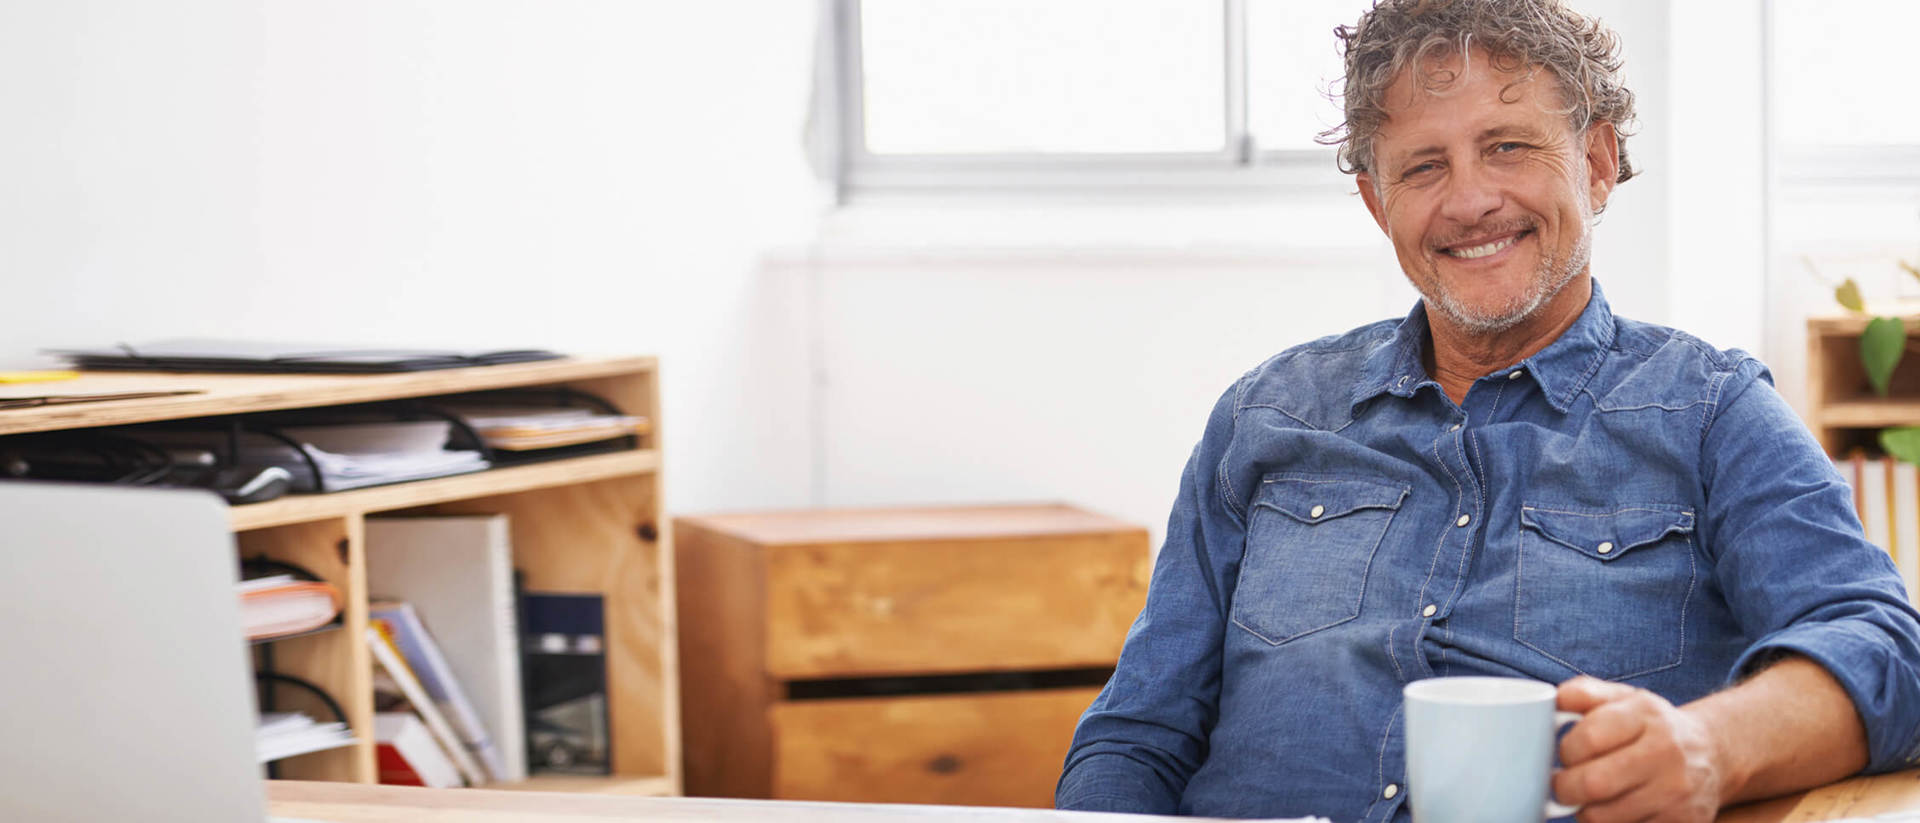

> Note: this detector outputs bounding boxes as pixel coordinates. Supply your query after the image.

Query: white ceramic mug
[1403,676,1582,823]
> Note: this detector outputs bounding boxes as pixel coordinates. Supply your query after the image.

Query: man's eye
[1403,162,1439,179]
[1493,142,1526,154]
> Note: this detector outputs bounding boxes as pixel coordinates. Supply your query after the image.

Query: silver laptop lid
[0,482,265,823]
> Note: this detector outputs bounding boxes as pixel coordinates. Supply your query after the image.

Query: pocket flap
[1257,475,1409,524]
[1519,504,1695,561]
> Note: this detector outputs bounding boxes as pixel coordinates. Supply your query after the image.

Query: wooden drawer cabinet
[674,505,1150,807]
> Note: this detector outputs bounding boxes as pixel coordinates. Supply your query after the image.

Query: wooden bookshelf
[0,357,679,793]
[1808,313,1920,454]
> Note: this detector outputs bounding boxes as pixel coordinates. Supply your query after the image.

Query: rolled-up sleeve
[1702,358,1920,772]
[1056,377,1250,813]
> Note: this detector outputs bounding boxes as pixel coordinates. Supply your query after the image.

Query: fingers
[1549,686,1720,823]
[1558,675,1635,713]
[1559,689,1655,767]
[1565,746,1718,823]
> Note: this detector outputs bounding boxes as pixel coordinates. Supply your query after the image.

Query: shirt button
[1508,370,1523,380]
[1383,784,1400,799]
[1455,514,1471,527]
[1397,376,1408,388]
[1310,504,1326,519]
[1422,604,1438,618]
[1449,423,1462,432]
[1597,541,1614,554]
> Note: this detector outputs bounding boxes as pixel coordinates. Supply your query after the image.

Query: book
[366,623,485,786]
[368,600,509,783]
[367,515,526,781]
[237,575,342,641]
[1896,461,1919,604]
[1864,457,1892,557]
[375,712,463,788]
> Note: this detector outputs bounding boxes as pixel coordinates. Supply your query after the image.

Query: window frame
[1765,0,1920,191]
[824,0,1354,197]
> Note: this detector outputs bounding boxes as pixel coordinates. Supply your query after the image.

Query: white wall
[1666,1,1767,360]
[0,1,823,516]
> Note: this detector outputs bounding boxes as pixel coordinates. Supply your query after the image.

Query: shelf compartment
[240,517,374,783]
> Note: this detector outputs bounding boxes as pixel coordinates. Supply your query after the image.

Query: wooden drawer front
[763,533,1149,679]
[769,687,1100,807]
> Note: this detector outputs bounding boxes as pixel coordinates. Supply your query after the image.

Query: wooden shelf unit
[0,357,679,793]
[1808,313,1920,454]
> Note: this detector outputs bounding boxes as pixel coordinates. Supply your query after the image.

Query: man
[1055,2,1920,821]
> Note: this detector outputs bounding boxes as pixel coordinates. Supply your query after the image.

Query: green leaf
[1883,427,1920,465]
[1837,278,1867,313]
[1901,259,1920,284]
[1862,316,1907,397]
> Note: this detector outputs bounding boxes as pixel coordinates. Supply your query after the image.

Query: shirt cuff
[1056,751,1182,814]
[1730,622,1920,773]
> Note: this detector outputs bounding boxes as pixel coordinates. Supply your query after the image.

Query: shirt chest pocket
[1232,475,1409,646]
[1514,504,1698,680]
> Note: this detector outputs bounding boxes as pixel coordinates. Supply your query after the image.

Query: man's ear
[1356,172,1390,235]
[1584,122,1619,212]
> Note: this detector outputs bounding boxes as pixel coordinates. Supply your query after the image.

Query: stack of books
[1835,453,1920,603]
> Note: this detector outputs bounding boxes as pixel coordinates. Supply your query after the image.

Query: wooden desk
[265,781,1212,821]
[1720,769,1920,822]
[269,774,1920,822]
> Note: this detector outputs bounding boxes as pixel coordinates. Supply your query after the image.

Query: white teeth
[1445,235,1518,259]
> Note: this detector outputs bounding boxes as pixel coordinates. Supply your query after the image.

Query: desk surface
[268,774,1920,822]
[265,782,1219,822]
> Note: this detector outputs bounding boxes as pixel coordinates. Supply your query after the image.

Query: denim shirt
[1056,282,1920,821]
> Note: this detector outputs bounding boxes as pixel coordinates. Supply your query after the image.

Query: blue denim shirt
[1057,282,1920,821]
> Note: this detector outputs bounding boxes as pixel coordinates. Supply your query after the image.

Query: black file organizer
[0,386,638,497]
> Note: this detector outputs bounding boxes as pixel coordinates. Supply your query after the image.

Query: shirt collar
[1352,279,1616,414]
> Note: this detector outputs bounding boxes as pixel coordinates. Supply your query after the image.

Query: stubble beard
[1423,225,1591,336]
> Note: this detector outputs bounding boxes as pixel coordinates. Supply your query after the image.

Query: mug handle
[1545,710,1584,818]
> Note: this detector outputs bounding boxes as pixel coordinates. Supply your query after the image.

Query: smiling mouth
[1440,230,1530,260]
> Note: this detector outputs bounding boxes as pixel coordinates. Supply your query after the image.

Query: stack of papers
[441,405,646,452]
[239,575,343,640]
[256,712,356,763]
[280,421,488,490]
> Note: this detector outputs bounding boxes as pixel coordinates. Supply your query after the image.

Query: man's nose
[1438,161,1502,224]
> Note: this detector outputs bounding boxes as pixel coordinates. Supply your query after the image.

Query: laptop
[0,482,273,822]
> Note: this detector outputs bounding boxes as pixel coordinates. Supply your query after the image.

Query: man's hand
[1552,677,1733,823]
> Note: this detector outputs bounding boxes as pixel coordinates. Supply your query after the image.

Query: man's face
[1356,49,1618,336]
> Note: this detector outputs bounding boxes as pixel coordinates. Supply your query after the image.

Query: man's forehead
[1379,48,1556,114]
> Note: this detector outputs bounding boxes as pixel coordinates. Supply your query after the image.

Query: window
[1770,0,1920,186]
[819,0,1375,195]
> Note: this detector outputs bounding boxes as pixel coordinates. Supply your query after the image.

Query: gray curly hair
[1321,0,1637,184]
